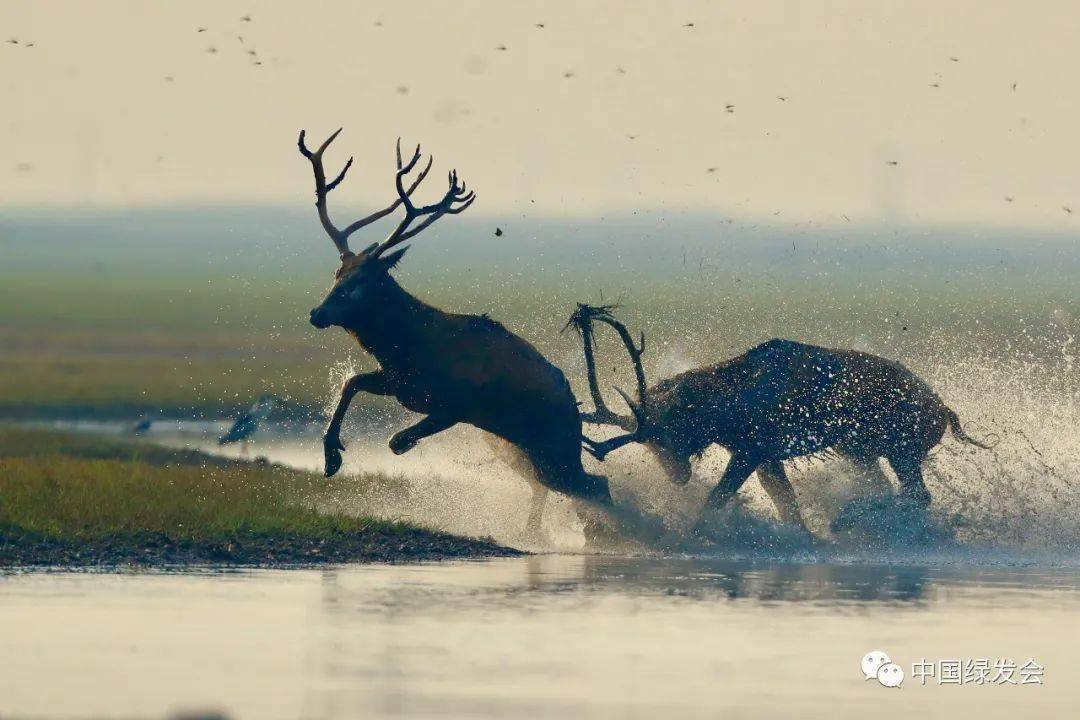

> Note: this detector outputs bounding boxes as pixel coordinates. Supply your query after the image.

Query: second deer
[569,304,992,531]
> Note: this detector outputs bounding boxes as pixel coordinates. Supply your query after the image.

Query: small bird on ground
[130,417,153,435]
[724,104,735,113]
[197,27,207,33]
[219,394,284,448]
[1005,196,1014,203]
[887,160,899,166]
[240,15,252,22]
[684,22,695,28]
[1065,206,1073,214]
[495,227,503,237]
[495,44,507,51]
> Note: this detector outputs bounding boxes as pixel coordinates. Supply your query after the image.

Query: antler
[370,138,476,258]
[565,303,635,430]
[297,128,432,257]
[567,303,652,461]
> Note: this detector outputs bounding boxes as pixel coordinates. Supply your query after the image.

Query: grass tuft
[0,427,518,567]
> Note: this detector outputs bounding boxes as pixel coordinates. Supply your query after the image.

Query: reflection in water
[318,556,938,610]
[1,557,1079,719]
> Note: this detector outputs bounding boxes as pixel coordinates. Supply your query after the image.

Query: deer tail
[945,408,998,449]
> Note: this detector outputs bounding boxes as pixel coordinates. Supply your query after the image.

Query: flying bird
[218,394,283,447]
[706,167,718,173]
[197,27,207,33]
[887,160,899,166]
[724,104,735,113]
[534,23,545,28]
[950,56,959,62]
[6,38,18,44]
[627,134,638,140]
[495,44,507,51]
[684,22,695,28]
[929,83,940,88]
[240,15,252,22]
[563,70,575,78]
[776,95,788,101]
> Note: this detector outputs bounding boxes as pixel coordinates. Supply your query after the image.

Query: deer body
[572,306,989,528]
[299,129,610,537]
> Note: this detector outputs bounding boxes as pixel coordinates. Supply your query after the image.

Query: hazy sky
[3,1,1080,227]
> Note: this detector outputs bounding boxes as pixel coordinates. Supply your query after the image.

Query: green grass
[0,427,516,566]
[0,243,1075,418]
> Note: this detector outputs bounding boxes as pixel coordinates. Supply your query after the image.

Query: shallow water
[1,556,1078,719]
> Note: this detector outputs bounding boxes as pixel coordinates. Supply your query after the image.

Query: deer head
[298,128,475,329]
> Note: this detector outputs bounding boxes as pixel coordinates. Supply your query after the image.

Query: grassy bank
[0,427,519,567]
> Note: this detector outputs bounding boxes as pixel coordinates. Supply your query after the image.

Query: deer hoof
[388,432,418,455]
[324,443,344,477]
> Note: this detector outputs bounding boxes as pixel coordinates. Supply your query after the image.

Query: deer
[568,303,993,532]
[298,129,612,538]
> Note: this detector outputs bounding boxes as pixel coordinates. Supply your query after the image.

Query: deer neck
[342,277,433,367]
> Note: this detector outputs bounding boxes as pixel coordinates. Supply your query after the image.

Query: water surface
[1,556,1077,719]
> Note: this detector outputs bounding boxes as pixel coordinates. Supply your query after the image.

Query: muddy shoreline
[0,525,522,569]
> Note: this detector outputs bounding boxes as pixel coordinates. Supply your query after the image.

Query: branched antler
[297,128,433,257]
[370,138,476,258]
[565,303,649,444]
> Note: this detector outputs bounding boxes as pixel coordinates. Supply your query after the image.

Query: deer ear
[380,246,410,270]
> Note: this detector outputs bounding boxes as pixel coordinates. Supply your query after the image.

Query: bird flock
[5,13,1076,216]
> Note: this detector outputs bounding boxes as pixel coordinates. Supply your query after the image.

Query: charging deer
[569,304,991,530]
[299,129,611,536]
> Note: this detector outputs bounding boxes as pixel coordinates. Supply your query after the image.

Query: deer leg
[756,461,806,528]
[324,371,389,477]
[887,453,932,508]
[525,482,549,539]
[388,414,457,455]
[705,453,760,510]
[847,454,894,495]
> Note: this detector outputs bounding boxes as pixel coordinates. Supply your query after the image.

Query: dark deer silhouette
[298,129,611,536]
[569,304,991,529]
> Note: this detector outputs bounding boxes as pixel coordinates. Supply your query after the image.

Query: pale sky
[2,0,1079,227]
